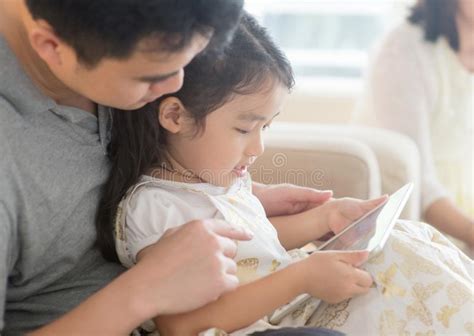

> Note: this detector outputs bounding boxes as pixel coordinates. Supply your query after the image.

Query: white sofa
[251,122,421,220]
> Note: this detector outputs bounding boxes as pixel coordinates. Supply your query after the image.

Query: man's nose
[149,69,184,97]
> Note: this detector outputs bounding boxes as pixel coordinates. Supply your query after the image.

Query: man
[0,1,332,334]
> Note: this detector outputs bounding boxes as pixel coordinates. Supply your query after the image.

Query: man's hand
[252,182,333,217]
[134,219,254,318]
[31,219,254,336]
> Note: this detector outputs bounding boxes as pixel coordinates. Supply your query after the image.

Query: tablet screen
[319,183,413,252]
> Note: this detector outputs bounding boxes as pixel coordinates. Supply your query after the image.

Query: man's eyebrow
[135,70,180,83]
[237,111,281,122]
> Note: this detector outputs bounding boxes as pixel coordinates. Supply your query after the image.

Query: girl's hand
[299,250,373,304]
[323,196,388,235]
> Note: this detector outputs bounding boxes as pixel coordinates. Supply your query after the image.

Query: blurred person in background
[355,0,474,254]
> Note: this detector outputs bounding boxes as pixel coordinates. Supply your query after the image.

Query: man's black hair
[25,0,244,67]
[96,12,295,262]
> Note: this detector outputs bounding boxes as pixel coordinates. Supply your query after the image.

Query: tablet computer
[269,183,413,324]
[317,182,414,257]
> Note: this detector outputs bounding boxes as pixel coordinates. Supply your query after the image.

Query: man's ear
[28,20,67,67]
[158,97,187,134]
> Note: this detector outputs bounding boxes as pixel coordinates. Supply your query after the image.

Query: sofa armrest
[251,133,382,200]
[262,122,421,220]
[334,125,421,220]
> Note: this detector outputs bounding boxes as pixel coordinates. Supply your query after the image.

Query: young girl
[97,13,473,336]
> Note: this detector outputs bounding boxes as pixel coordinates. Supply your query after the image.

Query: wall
[278,78,362,124]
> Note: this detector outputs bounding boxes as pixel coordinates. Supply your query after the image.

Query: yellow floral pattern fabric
[306,221,473,335]
[203,224,473,335]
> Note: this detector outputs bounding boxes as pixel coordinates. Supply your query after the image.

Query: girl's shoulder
[117,176,222,238]
[121,174,254,219]
[123,175,215,211]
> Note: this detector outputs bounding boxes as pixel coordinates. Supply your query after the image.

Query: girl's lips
[233,165,248,177]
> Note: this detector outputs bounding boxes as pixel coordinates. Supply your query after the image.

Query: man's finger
[289,187,333,204]
[222,255,238,275]
[216,235,239,258]
[208,219,254,241]
[222,274,240,293]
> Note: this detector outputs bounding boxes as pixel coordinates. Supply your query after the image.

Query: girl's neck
[150,151,205,184]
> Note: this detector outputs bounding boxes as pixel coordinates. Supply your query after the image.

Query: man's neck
[0,1,96,114]
[456,12,474,73]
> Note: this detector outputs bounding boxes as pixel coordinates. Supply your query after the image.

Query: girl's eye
[235,128,250,135]
[262,124,271,131]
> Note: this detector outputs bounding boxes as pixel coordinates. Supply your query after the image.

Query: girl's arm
[155,262,305,335]
[155,250,373,336]
[268,207,330,250]
[269,197,388,250]
[425,198,474,247]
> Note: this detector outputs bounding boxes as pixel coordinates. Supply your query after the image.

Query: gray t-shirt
[0,36,124,334]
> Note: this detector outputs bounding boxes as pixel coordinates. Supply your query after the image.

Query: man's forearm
[155,262,305,335]
[29,266,153,336]
[251,181,265,200]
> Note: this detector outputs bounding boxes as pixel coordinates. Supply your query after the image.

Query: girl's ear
[158,97,187,134]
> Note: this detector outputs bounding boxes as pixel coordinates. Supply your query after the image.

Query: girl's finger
[337,250,370,266]
[352,283,372,296]
[354,268,374,288]
[367,195,388,207]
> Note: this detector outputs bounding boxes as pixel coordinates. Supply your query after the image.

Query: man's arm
[29,220,253,335]
[0,203,13,332]
[252,182,332,217]
[29,265,158,335]
[269,196,388,250]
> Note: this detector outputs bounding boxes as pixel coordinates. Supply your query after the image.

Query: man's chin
[113,101,149,111]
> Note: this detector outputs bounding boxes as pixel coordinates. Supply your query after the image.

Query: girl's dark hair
[25,0,243,67]
[96,13,295,262]
[408,0,459,51]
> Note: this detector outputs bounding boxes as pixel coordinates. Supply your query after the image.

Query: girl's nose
[246,134,265,158]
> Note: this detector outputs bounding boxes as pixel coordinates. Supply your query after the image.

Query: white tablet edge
[369,182,413,257]
[317,182,413,253]
[269,183,414,324]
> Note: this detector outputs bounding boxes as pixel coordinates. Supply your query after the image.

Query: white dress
[115,174,473,335]
[354,21,474,217]
[115,174,297,335]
